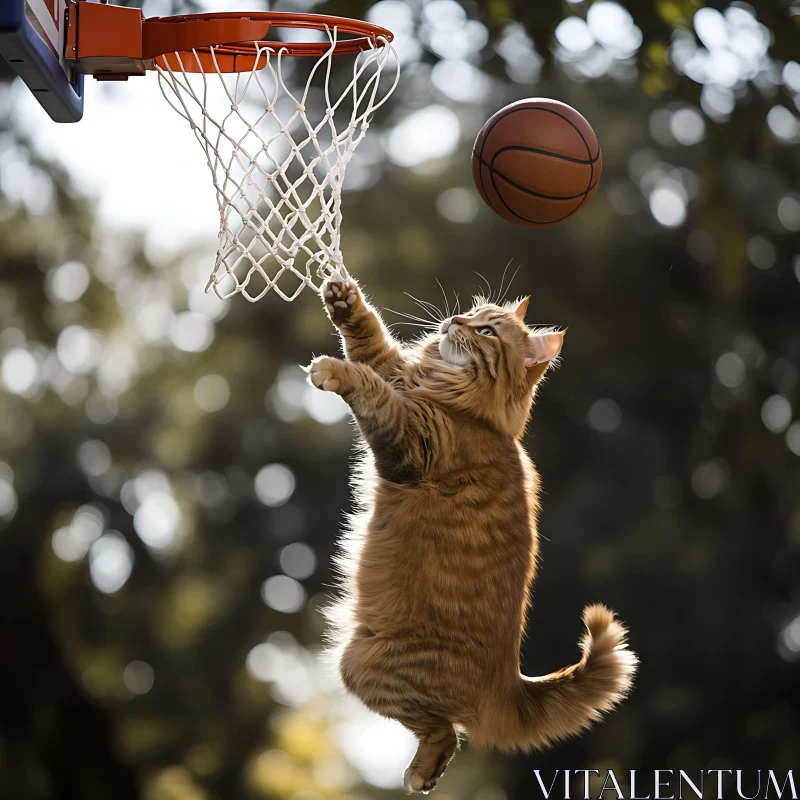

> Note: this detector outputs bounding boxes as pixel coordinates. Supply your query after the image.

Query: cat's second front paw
[306,356,343,394]
[321,267,361,326]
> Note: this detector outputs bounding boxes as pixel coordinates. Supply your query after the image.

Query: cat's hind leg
[402,722,459,794]
[338,632,460,793]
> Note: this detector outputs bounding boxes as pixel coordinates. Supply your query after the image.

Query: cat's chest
[371,473,536,541]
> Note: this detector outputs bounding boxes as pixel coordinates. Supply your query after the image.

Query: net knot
[230,103,239,111]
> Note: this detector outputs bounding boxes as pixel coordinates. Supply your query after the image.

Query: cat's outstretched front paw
[306,356,343,394]
[321,266,361,326]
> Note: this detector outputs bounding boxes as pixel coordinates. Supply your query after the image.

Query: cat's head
[419,296,563,433]
[437,296,563,384]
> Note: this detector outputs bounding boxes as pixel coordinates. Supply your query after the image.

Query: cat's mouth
[439,327,473,367]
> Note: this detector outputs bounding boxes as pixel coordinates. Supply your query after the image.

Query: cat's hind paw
[402,726,458,794]
[403,768,434,794]
[403,766,441,795]
[306,356,342,394]
[321,267,361,326]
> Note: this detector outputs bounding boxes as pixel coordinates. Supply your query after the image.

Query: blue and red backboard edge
[0,0,84,122]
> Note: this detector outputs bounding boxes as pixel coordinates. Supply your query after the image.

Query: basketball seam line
[483,143,597,225]
[487,167,594,225]
[489,144,601,166]
[474,154,599,201]
[476,105,601,163]
[494,170,599,208]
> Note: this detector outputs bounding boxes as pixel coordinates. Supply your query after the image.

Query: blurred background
[1,0,799,797]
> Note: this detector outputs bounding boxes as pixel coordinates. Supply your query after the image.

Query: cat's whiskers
[499,264,522,305]
[474,271,493,302]
[385,308,441,331]
[494,259,515,304]
[403,292,445,325]
[390,321,439,330]
[472,261,522,307]
[435,278,451,319]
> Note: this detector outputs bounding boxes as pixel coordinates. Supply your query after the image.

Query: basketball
[472,98,602,228]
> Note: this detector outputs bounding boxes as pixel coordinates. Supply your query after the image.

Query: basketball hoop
[156,15,398,302]
[65,6,399,301]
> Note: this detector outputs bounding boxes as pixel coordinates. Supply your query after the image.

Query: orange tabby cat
[307,267,637,794]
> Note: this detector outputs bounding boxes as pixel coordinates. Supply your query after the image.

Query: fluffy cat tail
[472,604,637,753]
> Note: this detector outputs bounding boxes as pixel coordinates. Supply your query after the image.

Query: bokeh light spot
[747,236,776,270]
[76,439,112,477]
[123,661,155,695]
[302,389,350,424]
[386,106,461,169]
[56,326,104,374]
[649,183,687,227]
[786,422,800,457]
[1,348,39,395]
[261,575,306,614]
[777,194,800,232]
[0,474,18,522]
[254,463,296,507]
[781,615,800,658]
[194,374,230,412]
[171,312,214,353]
[279,542,317,580]
[555,17,594,54]
[436,187,479,223]
[670,107,706,145]
[51,505,105,562]
[761,395,792,433]
[691,458,728,499]
[766,105,800,143]
[715,352,745,388]
[586,2,642,57]
[46,260,90,304]
[246,642,279,681]
[431,60,492,103]
[134,492,181,551]
[587,398,622,433]
[89,532,133,594]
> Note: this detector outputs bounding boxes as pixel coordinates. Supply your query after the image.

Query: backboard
[0,0,84,121]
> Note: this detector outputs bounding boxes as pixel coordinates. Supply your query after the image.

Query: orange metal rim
[146,11,394,64]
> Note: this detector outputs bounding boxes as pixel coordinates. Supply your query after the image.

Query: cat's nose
[440,316,467,334]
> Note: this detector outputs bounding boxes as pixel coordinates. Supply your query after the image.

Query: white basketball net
[156,29,398,302]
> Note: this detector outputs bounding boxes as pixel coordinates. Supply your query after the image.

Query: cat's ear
[513,296,530,321]
[524,331,564,383]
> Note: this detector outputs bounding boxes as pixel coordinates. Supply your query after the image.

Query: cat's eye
[479,327,495,336]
